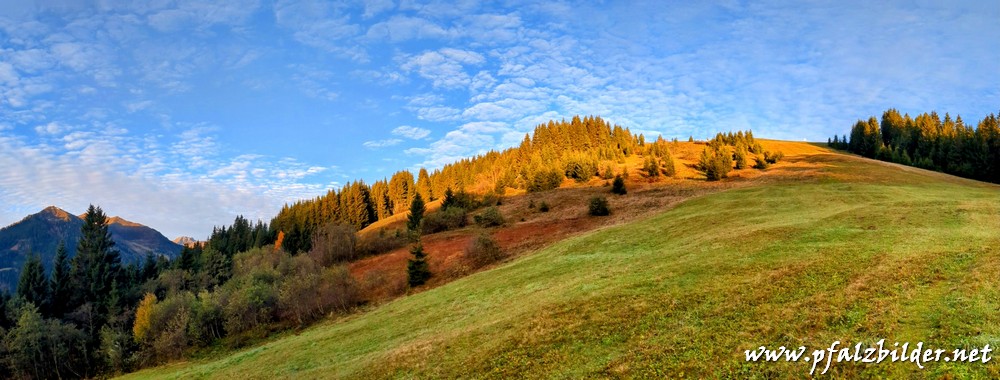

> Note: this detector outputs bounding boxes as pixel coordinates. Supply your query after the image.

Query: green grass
[122,153,1000,379]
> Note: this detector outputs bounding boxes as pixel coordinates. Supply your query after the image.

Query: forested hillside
[270,116,646,252]
[830,108,1000,182]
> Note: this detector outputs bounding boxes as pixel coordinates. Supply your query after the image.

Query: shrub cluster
[422,207,468,234]
[588,196,611,216]
[698,147,733,181]
[464,233,505,268]
[473,207,505,227]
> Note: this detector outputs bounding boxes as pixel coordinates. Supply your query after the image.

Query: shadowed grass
[122,147,1000,379]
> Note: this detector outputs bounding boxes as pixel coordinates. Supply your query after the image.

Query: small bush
[764,150,784,164]
[309,224,358,266]
[600,164,615,179]
[588,196,610,216]
[528,199,535,209]
[611,175,627,195]
[356,229,408,257]
[473,207,505,227]
[465,233,505,268]
[422,207,468,234]
[539,202,550,212]
[753,156,770,170]
[441,188,477,210]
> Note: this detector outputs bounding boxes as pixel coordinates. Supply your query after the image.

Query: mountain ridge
[0,206,182,292]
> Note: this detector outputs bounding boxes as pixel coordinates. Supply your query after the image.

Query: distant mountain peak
[172,236,202,248]
[38,206,75,222]
[108,216,144,227]
[1,207,183,292]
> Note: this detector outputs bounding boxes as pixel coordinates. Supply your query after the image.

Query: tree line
[830,108,1000,182]
[270,115,654,252]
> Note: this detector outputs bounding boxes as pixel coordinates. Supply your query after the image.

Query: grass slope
[123,147,1000,379]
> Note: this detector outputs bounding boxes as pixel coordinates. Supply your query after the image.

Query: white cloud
[34,122,65,135]
[0,122,340,238]
[401,48,485,89]
[366,15,451,42]
[273,0,364,59]
[391,125,430,139]
[362,0,395,18]
[363,138,403,148]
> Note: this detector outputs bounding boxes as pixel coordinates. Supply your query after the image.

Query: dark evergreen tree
[16,252,48,310]
[406,244,431,287]
[69,205,123,315]
[407,193,426,233]
[588,196,611,216]
[441,187,456,210]
[611,175,627,195]
[48,241,72,317]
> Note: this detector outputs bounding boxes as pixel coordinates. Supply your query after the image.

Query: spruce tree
[662,155,676,177]
[70,204,122,315]
[16,252,48,310]
[611,175,627,195]
[407,193,425,233]
[441,187,456,210]
[406,243,431,287]
[734,147,748,169]
[643,156,660,177]
[49,241,71,317]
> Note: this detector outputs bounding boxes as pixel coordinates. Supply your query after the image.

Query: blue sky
[1,0,998,238]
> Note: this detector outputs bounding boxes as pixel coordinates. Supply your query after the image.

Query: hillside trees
[269,116,643,245]
[834,108,1000,183]
[699,146,733,181]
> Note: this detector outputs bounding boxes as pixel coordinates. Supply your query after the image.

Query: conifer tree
[49,241,72,317]
[388,170,415,214]
[407,193,425,234]
[662,155,676,177]
[643,156,660,177]
[406,243,431,287]
[70,204,122,315]
[611,175,627,195]
[416,168,433,201]
[699,147,733,181]
[734,146,748,169]
[441,187,456,210]
[16,252,48,310]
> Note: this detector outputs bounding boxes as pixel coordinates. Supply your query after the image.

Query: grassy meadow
[122,145,1000,379]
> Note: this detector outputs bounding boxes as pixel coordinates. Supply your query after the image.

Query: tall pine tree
[407,193,425,233]
[70,204,123,315]
[16,252,48,311]
[49,240,72,317]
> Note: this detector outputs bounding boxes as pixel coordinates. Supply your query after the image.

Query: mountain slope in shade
[0,206,182,292]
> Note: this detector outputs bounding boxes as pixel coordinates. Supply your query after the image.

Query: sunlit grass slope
[124,146,1000,379]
